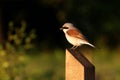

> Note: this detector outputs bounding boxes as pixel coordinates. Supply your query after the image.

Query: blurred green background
[0,0,120,80]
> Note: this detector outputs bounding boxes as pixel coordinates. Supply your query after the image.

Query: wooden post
[66,49,95,80]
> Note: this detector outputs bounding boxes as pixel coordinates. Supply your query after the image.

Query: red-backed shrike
[60,23,95,49]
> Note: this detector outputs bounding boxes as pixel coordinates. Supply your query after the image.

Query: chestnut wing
[67,29,87,41]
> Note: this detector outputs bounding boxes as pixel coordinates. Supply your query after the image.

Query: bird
[60,23,95,49]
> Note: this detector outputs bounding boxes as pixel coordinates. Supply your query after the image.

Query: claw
[70,46,78,50]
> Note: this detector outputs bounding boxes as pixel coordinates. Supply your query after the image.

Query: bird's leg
[70,46,78,50]
[74,46,78,49]
[70,46,76,50]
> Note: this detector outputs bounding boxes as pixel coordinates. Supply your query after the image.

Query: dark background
[1,0,120,49]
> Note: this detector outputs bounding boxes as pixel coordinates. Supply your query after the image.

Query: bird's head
[60,23,76,33]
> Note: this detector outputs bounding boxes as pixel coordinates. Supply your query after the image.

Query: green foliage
[26,49,65,80]
[7,20,36,50]
[0,20,36,80]
[0,20,65,80]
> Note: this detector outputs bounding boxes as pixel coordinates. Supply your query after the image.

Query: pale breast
[65,34,81,46]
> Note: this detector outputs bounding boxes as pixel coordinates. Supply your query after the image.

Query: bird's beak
[60,27,63,30]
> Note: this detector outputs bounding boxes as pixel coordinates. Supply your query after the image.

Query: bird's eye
[63,26,69,29]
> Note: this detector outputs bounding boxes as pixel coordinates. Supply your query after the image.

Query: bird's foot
[70,46,78,50]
